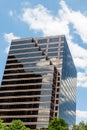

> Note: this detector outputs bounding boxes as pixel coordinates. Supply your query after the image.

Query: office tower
[0,35,77,129]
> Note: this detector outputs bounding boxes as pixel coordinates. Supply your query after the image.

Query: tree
[72,121,87,130]
[48,117,69,130]
[0,119,9,130]
[9,120,30,130]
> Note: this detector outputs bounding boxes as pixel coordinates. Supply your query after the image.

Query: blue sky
[0,0,87,124]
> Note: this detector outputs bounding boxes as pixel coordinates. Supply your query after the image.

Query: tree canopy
[0,119,30,130]
[48,117,69,130]
[72,121,87,130]
[0,119,9,130]
[1,118,87,130]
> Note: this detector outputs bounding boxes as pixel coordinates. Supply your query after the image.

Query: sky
[0,0,87,124]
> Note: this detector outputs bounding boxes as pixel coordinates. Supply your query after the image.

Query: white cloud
[59,0,87,43]
[21,4,70,37]
[76,110,87,118]
[4,33,20,53]
[69,42,87,69]
[76,110,87,123]
[20,0,87,43]
[77,71,87,88]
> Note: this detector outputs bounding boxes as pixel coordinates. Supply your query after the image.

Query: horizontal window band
[38,41,63,45]
[10,45,63,53]
[11,39,34,46]
[5,64,54,71]
[3,70,53,76]
[7,55,46,61]
[2,81,57,87]
[2,76,53,82]
[0,108,51,112]
[1,82,53,87]
[9,49,63,58]
[6,58,62,67]
[9,50,43,56]
[10,37,63,47]
[0,94,52,99]
[7,55,60,62]
[0,115,50,118]
[6,60,52,66]
[0,88,52,94]
[10,46,39,51]
[0,101,51,105]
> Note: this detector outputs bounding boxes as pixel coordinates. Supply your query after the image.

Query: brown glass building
[0,35,77,129]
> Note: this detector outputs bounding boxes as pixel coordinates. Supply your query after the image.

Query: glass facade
[0,35,77,129]
[59,37,77,126]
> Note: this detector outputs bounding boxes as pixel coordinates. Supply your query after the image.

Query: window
[49,43,58,48]
[61,36,64,41]
[49,37,59,42]
[38,39,47,43]
[11,39,32,45]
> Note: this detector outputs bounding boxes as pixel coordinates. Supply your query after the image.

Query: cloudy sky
[0,0,87,124]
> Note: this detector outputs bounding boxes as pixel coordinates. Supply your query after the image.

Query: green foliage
[48,117,69,130]
[72,121,87,130]
[0,119,9,130]
[0,119,30,130]
[9,120,30,130]
[2,118,87,130]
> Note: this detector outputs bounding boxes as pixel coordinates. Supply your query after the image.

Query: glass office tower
[0,35,77,129]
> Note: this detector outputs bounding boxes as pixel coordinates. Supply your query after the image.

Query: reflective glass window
[48,52,58,57]
[9,47,39,54]
[40,96,51,101]
[10,43,36,50]
[39,44,46,50]
[39,103,51,108]
[38,39,47,43]
[11,39,32,45]
[41,90,52,95]
[48,48,58,52]
[49,37,59,42]
[13,52,42,58]
[49,43,58,48]
[37,124,48,128]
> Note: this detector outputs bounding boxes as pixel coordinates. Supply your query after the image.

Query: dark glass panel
[49,37,59,42]
[0,110,38,116]
[6,62,36,69]
[39,44,46,49]
[11,39,33,45]
[48,48,58,52]
[10,43,36,50]
[48,52,58,57]
[49,43,58,48]
[12,52,42,58]
[38,39,47,43]
[9,47,39,54]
